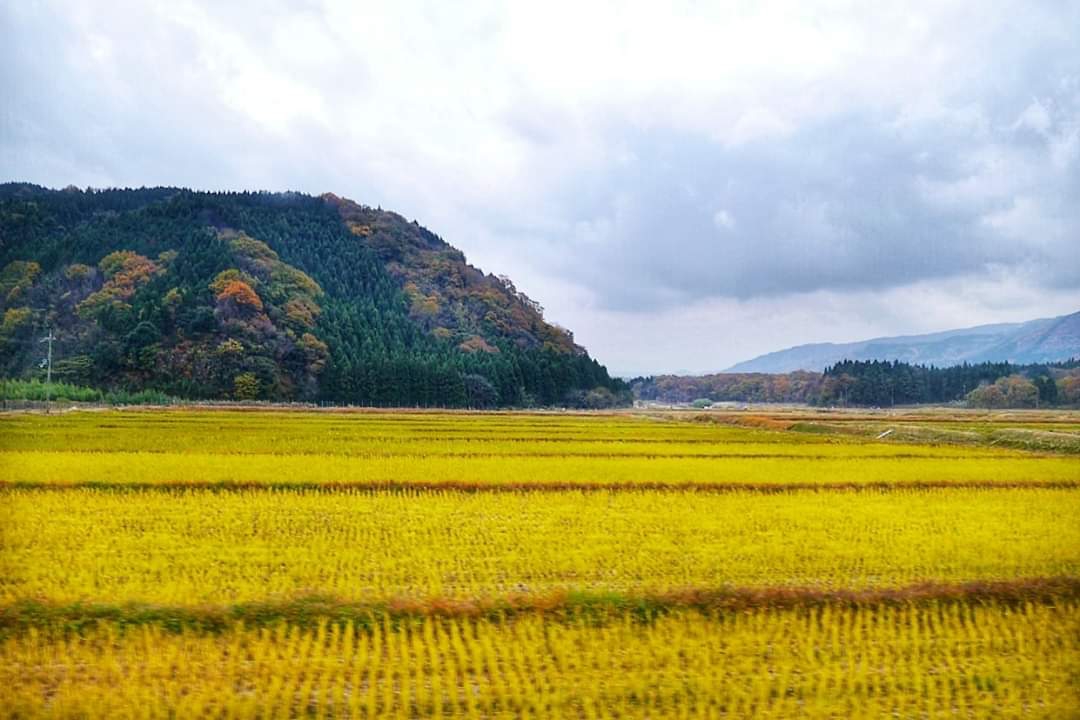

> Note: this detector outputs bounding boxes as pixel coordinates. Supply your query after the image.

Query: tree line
[631,358,1080,408]
[817,359,1079,408]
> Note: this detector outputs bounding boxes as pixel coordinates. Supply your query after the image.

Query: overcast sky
[4,1,1080,374]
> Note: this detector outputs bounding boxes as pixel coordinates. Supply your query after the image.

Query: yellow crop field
[7,450,1080,490]
[0,410,1049,454]
[4,488,1079,603]
[1,408,1078,717]
[4,603,1078,719]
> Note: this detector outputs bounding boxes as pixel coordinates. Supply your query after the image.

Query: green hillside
[0,184,628,407]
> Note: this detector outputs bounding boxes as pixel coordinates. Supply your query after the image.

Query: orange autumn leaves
[216,278,263,313]
[75,250,167,319]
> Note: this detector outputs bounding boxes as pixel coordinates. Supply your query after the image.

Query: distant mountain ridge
[726,312,1080,373]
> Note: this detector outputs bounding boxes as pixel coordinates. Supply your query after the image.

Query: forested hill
[0,183,628,407]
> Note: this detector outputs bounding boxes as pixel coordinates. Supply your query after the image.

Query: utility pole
[40,329,55,414]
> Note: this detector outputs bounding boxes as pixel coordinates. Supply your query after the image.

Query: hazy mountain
[726,312,1080,373]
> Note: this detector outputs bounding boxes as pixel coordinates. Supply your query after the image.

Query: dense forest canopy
[817,359,1079,407]
[0,183,629,407]
[632,358,1080,408]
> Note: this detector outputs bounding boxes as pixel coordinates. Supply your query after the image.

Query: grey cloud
[3,6,241,187]
[1,3,364,195]
[538,94,1080,311]
[3,0,1080,370]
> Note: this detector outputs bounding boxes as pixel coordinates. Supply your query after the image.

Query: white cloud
[2,0,1079,372]
[712,210,736,231]
[1014,99,1052,135]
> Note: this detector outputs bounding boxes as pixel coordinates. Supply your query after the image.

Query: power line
[39,328,55,413]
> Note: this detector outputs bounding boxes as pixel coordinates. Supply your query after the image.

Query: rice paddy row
[3,487,1077,605]
[0,409,1065,454]
[4,602,1077,719]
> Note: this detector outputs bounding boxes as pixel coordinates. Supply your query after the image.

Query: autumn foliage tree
[216,280,263,315]
[966,375,1038,408]
[233,372,260,400]
[1057,372,1080,405]
[76,252,162,320]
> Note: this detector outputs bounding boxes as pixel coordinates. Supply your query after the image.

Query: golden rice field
[5,488,1079,603]
[1,408,1078,718]
[2,411,1077,490]
[4,604,1077,719]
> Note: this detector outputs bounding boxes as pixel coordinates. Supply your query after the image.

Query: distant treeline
[631,359,1080,408]
[817,359,1079,407]
[631,372,824,405]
